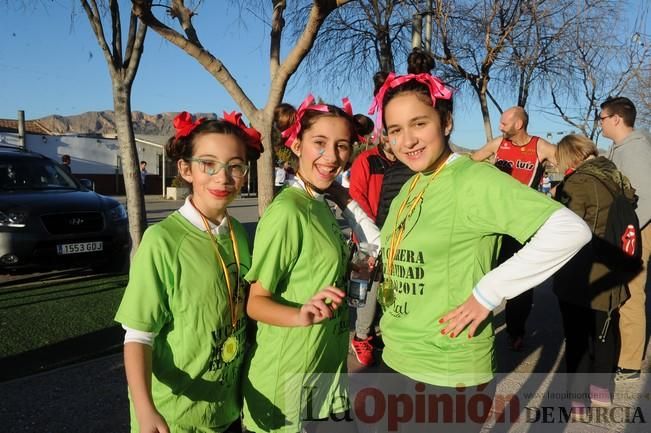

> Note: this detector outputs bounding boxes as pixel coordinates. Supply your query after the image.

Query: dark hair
[407,48,435,74]
[353,114,374,137]
[600,96,636,127]
[166,119,254,189]
[276,102,359,145]
[382,78,454,144]
[273,103,296,131]
[166,119,254,162]
[373,71,390,96]
[140,160,147,165]
[61,154,71,163]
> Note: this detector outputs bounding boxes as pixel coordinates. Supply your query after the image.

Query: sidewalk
[2,196,649,432]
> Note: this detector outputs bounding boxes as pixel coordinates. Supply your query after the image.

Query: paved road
[2,196,650,432]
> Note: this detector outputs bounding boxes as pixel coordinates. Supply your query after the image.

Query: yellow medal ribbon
[193,200,241,363]
[381,154,451,307]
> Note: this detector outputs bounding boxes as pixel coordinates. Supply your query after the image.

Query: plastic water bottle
[347,242,378,308]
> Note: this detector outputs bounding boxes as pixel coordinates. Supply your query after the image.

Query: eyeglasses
[185,158,249,178]
[598,114,615,122]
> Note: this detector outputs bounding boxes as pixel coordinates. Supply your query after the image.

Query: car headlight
[0,210,28,228]
[108,204,128,222]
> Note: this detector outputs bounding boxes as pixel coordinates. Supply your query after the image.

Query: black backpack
[586,173,642,261]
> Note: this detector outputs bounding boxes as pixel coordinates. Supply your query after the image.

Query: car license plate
[56,241,104,255]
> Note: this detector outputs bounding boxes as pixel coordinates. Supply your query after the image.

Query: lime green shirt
[242,187,350,433]
[380,156,560,387]
[115,211,251,433]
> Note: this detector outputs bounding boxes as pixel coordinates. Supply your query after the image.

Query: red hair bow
[281,94,329,148]
[281,95,365,147]
[368,72,454,137]
[173,111,204,140]
[222,111,263,155]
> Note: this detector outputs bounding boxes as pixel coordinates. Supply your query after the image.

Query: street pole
[412,13,423,49]
[424,0,433,52]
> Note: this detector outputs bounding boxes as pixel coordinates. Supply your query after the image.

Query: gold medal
[379,280,396,307]
[221,334,239,363]
[194,202,243,366]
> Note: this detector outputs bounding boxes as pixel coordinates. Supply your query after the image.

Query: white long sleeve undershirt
[473,207,592,310]
[343,201,381,249]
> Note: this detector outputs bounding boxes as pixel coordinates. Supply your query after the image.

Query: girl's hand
[136,408,170,433]
[438,294,490,338]
[296,286,345,326]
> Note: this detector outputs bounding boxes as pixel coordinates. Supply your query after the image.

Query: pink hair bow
[222,111,264,155]
[368,72,454,137]
[173,111,205,140]
[281,94,329,148]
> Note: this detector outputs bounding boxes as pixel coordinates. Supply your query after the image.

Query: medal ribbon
[385,155,451,282]
[193,201,241,333]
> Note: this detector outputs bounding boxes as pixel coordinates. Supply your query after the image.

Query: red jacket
[349,146,393,222]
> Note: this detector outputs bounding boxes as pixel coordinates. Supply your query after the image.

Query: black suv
[0,146,130,273]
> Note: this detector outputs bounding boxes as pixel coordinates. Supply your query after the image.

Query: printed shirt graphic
[380,156,561,387]
[115,212,251,432]
[495,136,542,187]
[242,187,350,433]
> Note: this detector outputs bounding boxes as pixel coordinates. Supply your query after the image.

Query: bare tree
[133,0,352,214]
[424,0,527,141]
[301,0,412,91]
[542,3,649,140]
[501,0,581,108]
[81,0,148,253]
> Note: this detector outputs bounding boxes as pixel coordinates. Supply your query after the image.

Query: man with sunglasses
[601,96,651,383]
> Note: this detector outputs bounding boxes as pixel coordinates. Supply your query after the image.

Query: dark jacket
[554,156,636,313]
[376,162,414,228]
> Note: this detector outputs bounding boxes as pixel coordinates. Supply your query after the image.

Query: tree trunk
[476,86,493,141]
[255,112,275,216]
[378,26,394,72]
[113,84,147,254]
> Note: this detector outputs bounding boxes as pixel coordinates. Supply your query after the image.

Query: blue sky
[0,2,612,149]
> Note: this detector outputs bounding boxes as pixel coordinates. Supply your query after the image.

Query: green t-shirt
[242,187,350,433]
[115,211,251,433]
[380,155,561,387]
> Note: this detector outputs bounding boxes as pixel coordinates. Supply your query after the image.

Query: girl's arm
[441,206,591,337]
[124,342,170,433]
[326,182,381,247]
[247,281,345,327]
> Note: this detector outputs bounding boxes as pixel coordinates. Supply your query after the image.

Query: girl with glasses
[115,111,262,433]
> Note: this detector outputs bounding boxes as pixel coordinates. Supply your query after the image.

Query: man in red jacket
[348,138,396,366]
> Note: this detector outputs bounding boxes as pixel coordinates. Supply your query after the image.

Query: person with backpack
[553,134,640,414]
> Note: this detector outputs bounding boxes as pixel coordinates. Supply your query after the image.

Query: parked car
[0,145,130,273]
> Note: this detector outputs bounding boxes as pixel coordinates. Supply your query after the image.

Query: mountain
[35,111,218,137]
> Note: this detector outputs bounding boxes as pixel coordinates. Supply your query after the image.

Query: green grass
[0,274,127,358]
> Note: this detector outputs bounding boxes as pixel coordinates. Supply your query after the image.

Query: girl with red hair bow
[115,112,262,433]
[242,96,378,433]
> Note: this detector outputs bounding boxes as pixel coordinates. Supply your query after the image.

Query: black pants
[500,236,532,339]
[558,300,619,398]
